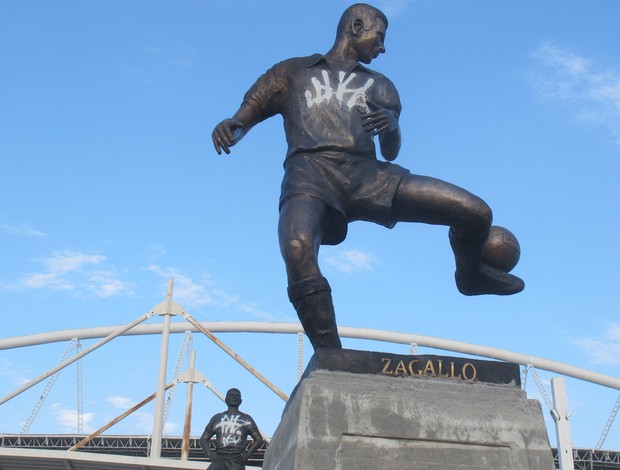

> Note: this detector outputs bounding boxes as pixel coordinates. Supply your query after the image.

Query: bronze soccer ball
[481,226,521,273]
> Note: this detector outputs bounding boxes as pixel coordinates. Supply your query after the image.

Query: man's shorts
[280,152,410,245]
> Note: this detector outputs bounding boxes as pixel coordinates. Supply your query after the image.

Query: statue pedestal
[263,349,554,470]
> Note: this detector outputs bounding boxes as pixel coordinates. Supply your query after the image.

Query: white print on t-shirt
[214,414,251,446]
[305,70,374,111]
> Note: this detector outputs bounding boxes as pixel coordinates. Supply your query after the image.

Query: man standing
[212,3,524,351]
[200,388,264,470]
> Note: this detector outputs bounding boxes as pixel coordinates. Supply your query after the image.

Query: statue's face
[353,18,387,64]
[225,389,242,407]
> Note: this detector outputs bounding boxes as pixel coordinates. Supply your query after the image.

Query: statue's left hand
[361,100,398,136]
[212,119,244,155]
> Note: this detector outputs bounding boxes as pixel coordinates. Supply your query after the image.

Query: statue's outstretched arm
[212,103,260,155]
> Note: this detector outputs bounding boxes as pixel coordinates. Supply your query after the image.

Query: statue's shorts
[280,152,410,245]
[208,453,246,470]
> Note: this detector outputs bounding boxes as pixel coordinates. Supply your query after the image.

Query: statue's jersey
[205,411,260,453]
[242,54,401,161]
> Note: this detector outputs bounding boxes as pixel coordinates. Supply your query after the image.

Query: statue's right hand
[212,119,244,155]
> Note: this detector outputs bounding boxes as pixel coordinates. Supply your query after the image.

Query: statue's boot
[288,276,342,350]
[456,263,525,296]
[450,228,525,296]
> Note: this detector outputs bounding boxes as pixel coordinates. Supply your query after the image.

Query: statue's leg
[279,195,342,350]
[392,174,524,295]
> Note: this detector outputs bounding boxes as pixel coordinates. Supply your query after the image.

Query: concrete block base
[263,350,554,470]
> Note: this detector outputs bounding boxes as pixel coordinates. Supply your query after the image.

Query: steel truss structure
[551,448,620,469]
[0,434,266,465]
[3,434,620,469]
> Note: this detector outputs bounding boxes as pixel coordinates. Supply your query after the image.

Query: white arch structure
[1,321,619,391]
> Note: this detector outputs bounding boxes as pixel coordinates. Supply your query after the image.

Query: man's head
[225,388,242,407]
[336,3,388,64]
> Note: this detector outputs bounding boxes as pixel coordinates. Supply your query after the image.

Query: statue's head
[225,388,242,407]
[336,3,388,64]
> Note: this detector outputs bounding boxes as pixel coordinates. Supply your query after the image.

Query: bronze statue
[199,388,264,470]
[212,3,524,351]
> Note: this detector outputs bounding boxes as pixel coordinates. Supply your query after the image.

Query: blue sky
[1,0,620,452]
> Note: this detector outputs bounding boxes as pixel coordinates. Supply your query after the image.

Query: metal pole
[68,383,174,452]
[551,377,575,470]
[150,278,175,459]
[181,350,197,460]
[76,340,83,434]
[181,313,289,401]
[297,332,304,382]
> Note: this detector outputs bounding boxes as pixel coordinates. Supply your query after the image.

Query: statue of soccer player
[211,3,524,351]
[199,388,264,470]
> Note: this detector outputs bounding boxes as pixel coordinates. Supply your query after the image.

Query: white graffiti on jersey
[215,414,251,446]
[304,70,374,111]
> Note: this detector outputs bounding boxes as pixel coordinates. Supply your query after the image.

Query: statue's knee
[455,199,492,238]
[282,237,313,266]
[475,202,493,229]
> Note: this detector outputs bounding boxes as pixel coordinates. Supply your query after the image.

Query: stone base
[263,349,554,470]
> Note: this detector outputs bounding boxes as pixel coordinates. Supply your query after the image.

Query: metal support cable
[596,393,620,449]
[20,339,77,434]
[528,364,554,412]
[163,331,193,426]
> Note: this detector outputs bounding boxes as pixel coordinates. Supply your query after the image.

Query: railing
[0,434,267,466]
[4,434,620,469]
[552,448,620,469]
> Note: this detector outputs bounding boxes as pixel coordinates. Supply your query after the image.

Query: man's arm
[199,424,224,463]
